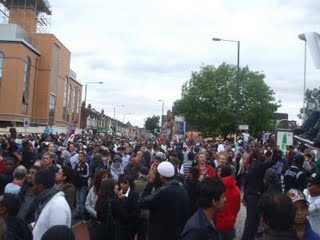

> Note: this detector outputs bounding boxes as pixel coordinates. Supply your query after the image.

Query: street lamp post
[83,81,103,130]
[114,105,125,119]
[84,81,103,107]
[158,100,164,127]
[212,37,240,142]
[298,33,307,122]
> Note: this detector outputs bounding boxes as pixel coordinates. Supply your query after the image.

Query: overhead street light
[212,37,240,142]
[114,105,125,119]
[158,99,164,127]
[84,81,103,107]
[298,33,307,122]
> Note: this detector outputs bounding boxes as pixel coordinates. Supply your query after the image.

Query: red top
[197,163,216,179]
[216,176,241,231]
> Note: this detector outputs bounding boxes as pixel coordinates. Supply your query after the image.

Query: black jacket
[244,151,279,197]
[184,178,199,217]
[139,180,190,240]
[283,166,306,192]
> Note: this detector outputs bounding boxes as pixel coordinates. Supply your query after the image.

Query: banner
[304,32,320,69]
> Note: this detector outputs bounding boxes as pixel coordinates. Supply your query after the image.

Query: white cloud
[48,0,320,127]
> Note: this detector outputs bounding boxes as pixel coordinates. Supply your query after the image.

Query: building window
[22,57,31,114]
[0,52,3,83]
[67,83,71,121]
[48,95,56,126]
[77,89,81,120]
[63,77,68,121]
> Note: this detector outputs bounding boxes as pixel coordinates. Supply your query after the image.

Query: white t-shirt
[304,189,320,236]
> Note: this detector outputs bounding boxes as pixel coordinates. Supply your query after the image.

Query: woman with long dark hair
[95,179,121,240]
[85,169,110,239]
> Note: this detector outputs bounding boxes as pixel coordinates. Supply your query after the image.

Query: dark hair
[0,193,21,216]
[189,167,199,179]
[118,174,135,189]
[95,179,117,214]
[197,177,225,209]
[41,225,75,240]
[221,165,233,178]
[92,169,109,194]
[188,152,195,161]
[61,166,74,183]
[34,169,55,189]
[30,165,42,172]
[152,156,163,163]
[258,192,295,231]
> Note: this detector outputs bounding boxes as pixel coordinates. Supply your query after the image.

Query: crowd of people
[0,130,319,240]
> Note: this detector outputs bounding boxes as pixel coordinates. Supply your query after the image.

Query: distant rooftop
[0,0,52,15]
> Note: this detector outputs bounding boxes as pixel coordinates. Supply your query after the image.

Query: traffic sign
[23,118,30,128]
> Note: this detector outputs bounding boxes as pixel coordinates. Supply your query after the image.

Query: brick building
[0,0,82,128]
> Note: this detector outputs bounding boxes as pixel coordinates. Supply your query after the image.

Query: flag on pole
[304,32,320,69]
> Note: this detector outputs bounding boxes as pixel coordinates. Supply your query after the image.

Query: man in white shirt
[69,142,79,169]
[32,169,71,240]
[303,172,320,236]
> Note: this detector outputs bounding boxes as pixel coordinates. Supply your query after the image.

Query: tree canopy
[174,63,280,136]
[144,115,160,133]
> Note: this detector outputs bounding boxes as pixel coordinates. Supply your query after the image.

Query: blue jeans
[75,186,88,219]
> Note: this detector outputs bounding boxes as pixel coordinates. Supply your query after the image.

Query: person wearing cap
[303,173,320,236]
[287,189,320,240]
[139,161,189,240]
[284,154,307,192]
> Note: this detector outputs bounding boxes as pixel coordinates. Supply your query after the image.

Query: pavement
[235,202,246,240]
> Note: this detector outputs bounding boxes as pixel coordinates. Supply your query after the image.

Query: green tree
[174,63,280,136]
[144,115,160,133]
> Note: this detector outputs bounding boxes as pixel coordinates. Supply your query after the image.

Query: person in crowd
[21,141,35,170]
[32,169,71,239]
[180,177,226,239]
[41,225,75,240]
[124,155,148,180]
[241,149,279,240]
[0,193,32,240]
[68,143,79,169]
[59,146,71,167]
[215,152,228,169]
[55,166,76,210]
[284,154,307,192]
[0,159,15,195]
[43,153,59,174]
[18,165,41,223]
[73,151,89,221]
[4,165,27,194]
[184,167,200,217]
[263,167,282,193]
[134,172,149,240]
[197,152,216,181]
[85,168,109,240]
[287,189,320,240]
[216,166,241,240]
[141,145,152,169]
[95,179,122,240]
[180,151,195,178]
[118,174,139,239]
[110,154,125,181]
[303,172,320,236]
[257,191,298,240]
[43,143,58,163]
[235,152,245,189]
[139,161,190,240]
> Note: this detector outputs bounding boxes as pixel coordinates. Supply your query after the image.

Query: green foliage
[144,115,160,133]
[174,63,280,136]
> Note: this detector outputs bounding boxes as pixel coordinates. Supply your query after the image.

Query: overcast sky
[49,0,320,127]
